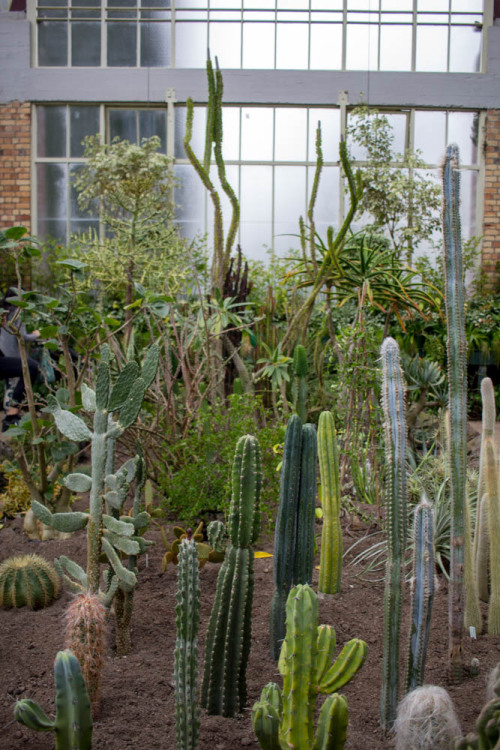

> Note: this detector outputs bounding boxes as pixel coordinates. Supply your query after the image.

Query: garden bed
[0,505,498,749]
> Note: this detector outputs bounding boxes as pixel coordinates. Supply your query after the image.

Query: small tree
[347,106,441,263]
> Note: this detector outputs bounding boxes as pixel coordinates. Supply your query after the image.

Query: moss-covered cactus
[318,410,342,596]
[253,584,367,750]
[201,434,261,717]
[14,650,92,750]
[175,536,201,750]
[0,554,60,610]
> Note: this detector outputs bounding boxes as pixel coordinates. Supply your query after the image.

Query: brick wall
[0,100,31,232]
[482,109,500,287]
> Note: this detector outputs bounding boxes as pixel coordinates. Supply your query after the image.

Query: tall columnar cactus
[484,437,500,635]
[405,498,435,693]
[175,536,200,750]
[292,344,308,423]
[318,410,342,596]
[252,584,367,750]
[293,422,318,586]
[201,434,261,717]
[442,143,467,683]
[380,336,407,729]
[14,650,92,750]
[475,377,496,602]
[0,554,60,610]
[455,664,500,749]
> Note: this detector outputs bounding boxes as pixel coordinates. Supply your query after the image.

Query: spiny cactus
[271,415,318,659]
[14,650,92,750]
[483,437,500,635]
[0,554,60,610]
[442,143,467,683]
[475,377,496,603]
[405,499,435,693]
[65,592,108,710]
[175,536,201,750]
[292,344,308,423]
[317,410,342,596]
[454,664,500,749]
[253,584,367,750]
[380,336,408,729]
[201,434,261,717]
[394,686,461,750]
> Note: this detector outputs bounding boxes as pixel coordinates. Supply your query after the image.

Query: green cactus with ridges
[14,650,92,750]
[454,664,500,749]
[253,584,366,750]
[475,377,496,602]
[293,423,318,586]
[318,411,342,596]
[175,537,200,750]
[201,434,261,717]
[484,438,500,635]
[270,414,303,659]
[292,344,308,423]
[0,554,60,610]
[380,336,407,729]
[405,498,435,693]
[442,143,468,683]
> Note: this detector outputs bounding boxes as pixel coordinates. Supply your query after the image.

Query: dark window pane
[70,106,100,157]
[37,107,67,158]
[140,17,171,67]
[72,21,101,65]
[108,23,137,65]
[37,163,68,239]
[109,110,137,142]
[38,22,68,66]
[139,110,167,151]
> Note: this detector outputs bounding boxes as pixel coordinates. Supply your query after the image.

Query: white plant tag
[469,626,477,639]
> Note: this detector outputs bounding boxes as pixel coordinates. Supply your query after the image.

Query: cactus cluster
[201,434,261,717]
[14,650,92,750]
[0,554,60,610]
[253,584,367,750]
[175,536,201,750]
[270,414,318,659]
[162,521,227,571]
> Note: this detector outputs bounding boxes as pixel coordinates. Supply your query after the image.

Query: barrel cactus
[0,554,60,610]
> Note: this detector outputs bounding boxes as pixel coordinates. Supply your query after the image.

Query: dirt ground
[0,497,499,750]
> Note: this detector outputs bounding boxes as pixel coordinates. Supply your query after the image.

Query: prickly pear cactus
[0,554,60,610]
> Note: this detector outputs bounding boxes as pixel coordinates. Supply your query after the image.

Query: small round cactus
[0,554,60,610]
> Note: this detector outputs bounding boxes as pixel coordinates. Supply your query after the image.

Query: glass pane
[346,23,379,70]
[385,113,407,155]
[175,22,207,67]
[275,109,307,162]
[141,20,171,66]
[139,110,167,151]
[175,106,207,159]
[38,22,68,66]
[209,23,242,68]
[451,0,482,10]
[108,23,137,66]
[380,24,412,71]
[70,106,100,157]
[240,222,272,261]
[109,110,138,142]
[38,107,67,158]
[174,164,206,225]
[69,164,95,221]
[276,23,309,69]
[221,108,241,161]
[37,163,68,230]
[310,23,342,70]
[449,25,481,73]
[242,23,275,68]
[418,0,448,9]
[308,109,340,162]
[448,111,478,166]
[381,0,412,8]
[307,165,339,228]
[244,0,274,8]
[240,165,272,221]
[274,166,306,224]
[414,111,446,164]
[241,108,273,161]
[416,26,448,72]
[458,169,477,238]
[71,21,101,65]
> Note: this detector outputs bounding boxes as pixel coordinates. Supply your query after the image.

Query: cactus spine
[14,650,92,750]
[253,584,367,750]
[201,434,261,716]
[442,144,467,683]
[380,337,407,729]
[405,498,435,693]
[292,344,308,423]
[318,410,342,596]
[0,554,60,610]
[270,415,318,659]
[475,377,496,602]
[175,536,200,750]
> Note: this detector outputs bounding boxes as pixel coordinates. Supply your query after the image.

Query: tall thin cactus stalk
[484,437,500,635]
[380,337,407,729]
[474,377,496,602]
[317,410,342,596]
[442,143,467,683]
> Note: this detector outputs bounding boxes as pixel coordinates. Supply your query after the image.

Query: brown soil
[0,505,499,750]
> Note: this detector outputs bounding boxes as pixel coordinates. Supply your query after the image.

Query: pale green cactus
[318,410,342,596]
[475,377,496,602]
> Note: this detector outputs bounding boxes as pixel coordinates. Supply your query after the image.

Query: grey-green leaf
[102,514,135,537]
[103,530,140,555]
[54,410,92,442]
[117,378,146,431]
[108,362,140,412]
[141,344,160,389]
[64,473,93,493]
[81,383,96,412]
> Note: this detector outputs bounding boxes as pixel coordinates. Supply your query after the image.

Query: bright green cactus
[318,410,342,596]
[405,498,435,693]
[380,336,407,729]
[253,584,366,750]
[201,434,261,717]
[175,536,200,750]
[0,554,60,610]
[14,650,92,750]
